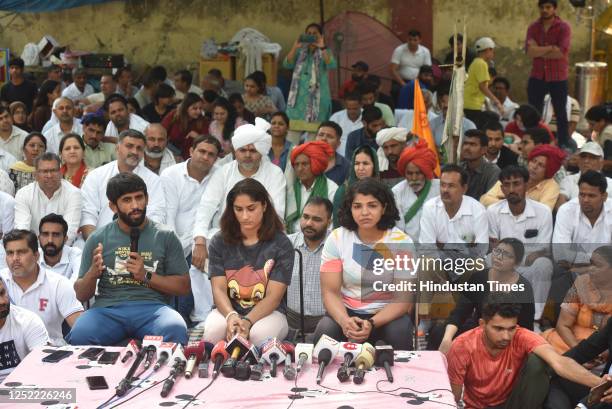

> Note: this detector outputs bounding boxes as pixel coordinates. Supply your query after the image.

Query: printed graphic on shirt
[226,259,274,309]
[105,246,158,287]
[0,340,20,371]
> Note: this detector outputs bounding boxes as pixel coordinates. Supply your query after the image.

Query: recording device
[210,341,229,379]
[260,338,286,377]
[161,357,186,398]
[116,347,147,397]
[588,379,612,405]
[42,350,73,363]
[295,343,314,374]
[250,358,265,380]
[154,342,177,371]
[143,345,157,370]
[98,351,121,365]
[299,34,317,44]
[221,335,250,378]
[236,345,260,381]
[375,341,394,383]
[121,339,141,363]
[313,335,339,384]
[86,376,109,390]
[353,343,375,384]
[78,347,105,360]
[130,227,140,253]
[337,342,362,382]
[184,341,205,379]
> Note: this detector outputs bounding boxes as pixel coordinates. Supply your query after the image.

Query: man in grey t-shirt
[67,173,190,345]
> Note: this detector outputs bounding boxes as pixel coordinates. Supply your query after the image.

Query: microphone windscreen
[317,349,332,365]
[282,342,295,355]
[211,341,229,360]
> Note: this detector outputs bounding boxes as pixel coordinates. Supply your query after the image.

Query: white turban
[232,117,272,156]
[375,127,409,172]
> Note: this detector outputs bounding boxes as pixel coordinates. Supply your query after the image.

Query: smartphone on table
[86,376,109,390]
[42,350,73,363]
[98,351,120,365]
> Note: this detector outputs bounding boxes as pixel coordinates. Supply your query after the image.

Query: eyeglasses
[492,247,514,259]
[36,169,60,175]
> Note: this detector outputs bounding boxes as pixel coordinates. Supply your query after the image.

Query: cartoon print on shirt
[226,259,275,309]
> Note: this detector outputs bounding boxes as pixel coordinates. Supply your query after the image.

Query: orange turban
[290,141,334,176]
[528,144,566,179]
[397,139,437,180]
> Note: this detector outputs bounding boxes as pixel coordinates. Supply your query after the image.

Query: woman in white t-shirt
[314,178,415,349]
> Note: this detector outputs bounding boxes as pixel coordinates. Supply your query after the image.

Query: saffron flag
[411,79,440,176]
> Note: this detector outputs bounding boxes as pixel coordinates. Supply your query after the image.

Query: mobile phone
[98,351,120,365]
[588,379,612,405]
[299,34,316,44]
[78,347,105,360]
[42,350,73,363]
[86,376,109,390]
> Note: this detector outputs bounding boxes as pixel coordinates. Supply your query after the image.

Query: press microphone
[250,358,265,380]
[184,341,205,379]
[198,342,214,378]
[154,342,177,371]
[121,339,141,363]
[130,227,140,253]
[161,357,186,398]
[260,338,286,377]
[210,341,228,379]
[294,343,314,374]
[313,335,339,385]
[221,335,250,378]
[353,343,375,385]
[116,347,147,397]
[282,341,296,380]
[375,341,394,383]
[235,345,260,380]
[143,345,157,370]
[337,342,362,382]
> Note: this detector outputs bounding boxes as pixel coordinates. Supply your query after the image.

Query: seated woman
[141,83,175,123]
[209,97,246,157]
[433,238,535,353]
[242,74,277,119]
[480,144,564,211]
[229,93,255,124]
[543,245,612,354]
[203,178,294,345]
[332,145,380,227]
[314,178,414,350]
[267,112,293,171]
[9,132,46,192]
[10,101,30,132]
[59,133,89,188]
[162,92,209,160]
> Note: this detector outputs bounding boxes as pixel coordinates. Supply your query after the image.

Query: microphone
[259,338,286,377]
[210,341,228,379]
[353,343,375,384]
[116,347,147,397]
[143,345,157,370]
[313,335,340,384]
[316,349,332,384]
[121,339,141,363]
[375,341,394,383]
[184,341,205,379]
[130,227,140,253]
[154,342,177,371]
[294,343,314,374]
[198,342,214,378]
[161,357,186,398]
[250,358,265,380]
[337,342,362,382]
[282,341,296,380]
[221,335,250,378]
[235,345,259,380]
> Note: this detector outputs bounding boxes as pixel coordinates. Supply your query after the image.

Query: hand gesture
[126,252,146,282]
[88,243,105,279]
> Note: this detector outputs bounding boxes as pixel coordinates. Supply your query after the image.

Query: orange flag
[411,79,440,176]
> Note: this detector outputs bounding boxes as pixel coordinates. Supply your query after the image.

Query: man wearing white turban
[191,118,287,271]
[376,127,409,188]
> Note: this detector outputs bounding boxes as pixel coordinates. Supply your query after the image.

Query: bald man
[43,97,83,154]
[142,123,176,175]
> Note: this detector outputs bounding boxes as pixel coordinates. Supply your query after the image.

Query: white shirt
[0,169,14,197]
[0,267,83,345]
[553,198,612,263]
[430,114,476,146]
[485,96,519,128]
[0,191,14,235]
[0,305,48,382]
[61,82,94,101]
[141,148,176,175]
[394,109,437,129]
[14,180,82,244]
[419,195,489,244]
[39,246,82,283]
[193,159,287,240]
[0,149,16,173]
[105,113,149,137]
[0,126,27,161]
[390,44,432,81]
[80,161,166,228]
[291,178,338,233]
[329,110,362,157]
[559,172,612,201]
[43,121,83,154]
[393,179,441,242]
[161,160,216,257]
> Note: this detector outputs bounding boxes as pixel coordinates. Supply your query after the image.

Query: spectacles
[36,169,60,175]
[492,247,514,259]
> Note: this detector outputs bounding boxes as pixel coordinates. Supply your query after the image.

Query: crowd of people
[0,0,611,407]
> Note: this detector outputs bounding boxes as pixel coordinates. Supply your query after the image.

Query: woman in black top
[432,238,535,353]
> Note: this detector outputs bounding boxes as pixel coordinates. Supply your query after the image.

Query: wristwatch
[143,270,153,285]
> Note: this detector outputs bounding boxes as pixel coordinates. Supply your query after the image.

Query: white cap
[475,37,496,52]
[579,141,604,157]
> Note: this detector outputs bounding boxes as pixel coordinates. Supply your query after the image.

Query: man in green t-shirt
[67,173,190,345]
[464,37,504,129]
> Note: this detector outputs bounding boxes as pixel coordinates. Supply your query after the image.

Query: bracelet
[225,311,239,321]
[241,315,253,326]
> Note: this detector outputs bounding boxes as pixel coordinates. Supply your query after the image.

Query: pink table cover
[0,346,456,408]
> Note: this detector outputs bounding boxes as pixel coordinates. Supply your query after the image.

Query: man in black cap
[339,61,369,98]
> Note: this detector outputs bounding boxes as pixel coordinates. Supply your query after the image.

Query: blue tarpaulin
[0,0,117,12]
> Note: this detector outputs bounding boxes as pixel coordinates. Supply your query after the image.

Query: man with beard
[82,113,115,169]
[68,173,190,345]
[375,127,409,188]
[484,121,518,169]
[192,118,286,272]
[345,105,386,161]
[393,140,440,240]
[460,129,501,200]
[80,129,166,240]
[1,229,82,346]
[487,166,553,322]
[103,94,149,139]
[38,214,82,283]
[0,277,48,382]
[339,61,369,98]
[287,197,332,333]
[142,124,176,175]
[43,97,82,154]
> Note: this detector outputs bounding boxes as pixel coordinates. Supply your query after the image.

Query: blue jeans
[527,77,570,148]
[66,301,188,346]
[173,254,194,327]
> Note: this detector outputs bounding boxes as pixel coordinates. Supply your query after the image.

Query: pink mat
[0,346,455,408]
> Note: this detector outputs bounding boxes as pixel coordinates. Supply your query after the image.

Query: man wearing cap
[558,142,612,206]
[526,0,572,150]
[339,61,369,99]
[285,141,338,234]
[393,140,440,240]
[191,118,286,271]
[376,127,409,188]
[463,37,504,130]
